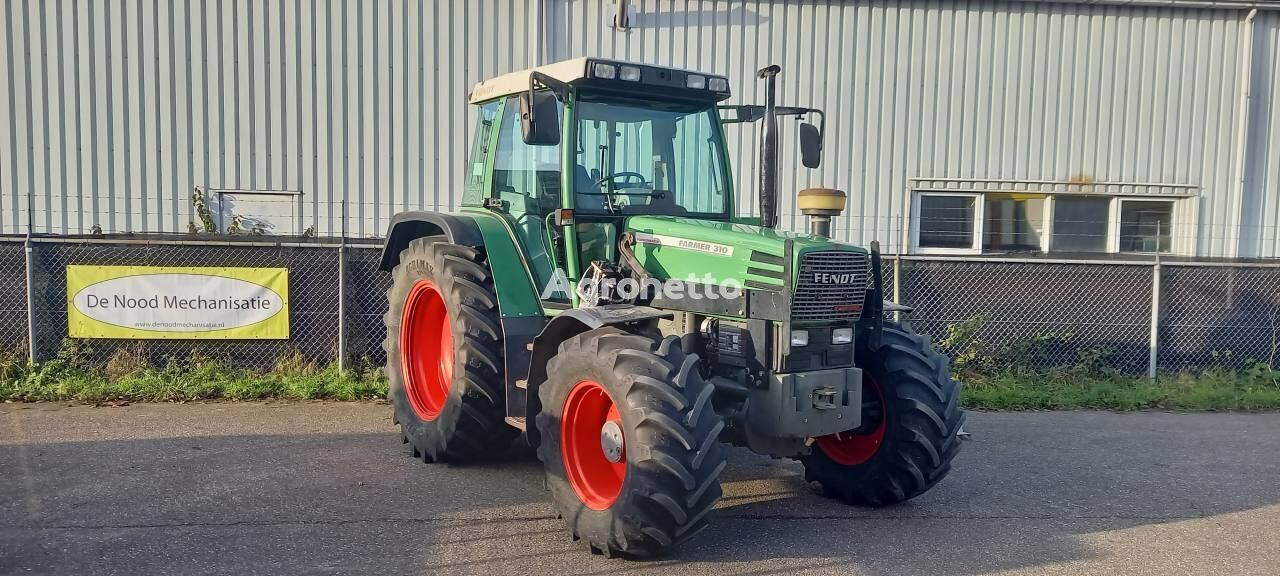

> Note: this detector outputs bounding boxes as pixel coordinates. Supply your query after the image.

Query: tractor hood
[624,216,868,292]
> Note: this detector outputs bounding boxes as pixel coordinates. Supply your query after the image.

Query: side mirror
[520,91,560,146]
[799,122,822,168]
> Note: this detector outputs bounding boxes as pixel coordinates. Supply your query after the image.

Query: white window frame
[909,190,1193,256]
[982,192,1055,253]
[1049,194,1115,255]
[911,192,984,255]
[1112,197,1180,255]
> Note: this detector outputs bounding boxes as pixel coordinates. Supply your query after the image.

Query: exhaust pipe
[757,65,781,229]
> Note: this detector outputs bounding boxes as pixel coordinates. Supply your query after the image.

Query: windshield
[573,98,729,217]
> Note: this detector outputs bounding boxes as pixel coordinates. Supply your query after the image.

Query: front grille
[792,250,872,322]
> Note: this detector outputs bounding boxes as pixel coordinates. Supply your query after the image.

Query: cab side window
[493,95,562,215]
[461,101,500,207]
[492,94,564,298]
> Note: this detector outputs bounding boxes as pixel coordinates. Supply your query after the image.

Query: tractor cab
[466,59,741,300]
[464,58,827,305]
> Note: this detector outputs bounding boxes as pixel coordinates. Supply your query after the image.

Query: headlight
[790,330,809,347]
[686,74,707,89]
[708,77,729,92]
[592,62,617,79]
[832,327,854,345]
[619,65,642,82]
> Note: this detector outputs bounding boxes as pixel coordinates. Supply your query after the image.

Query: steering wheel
[592,171,650,189]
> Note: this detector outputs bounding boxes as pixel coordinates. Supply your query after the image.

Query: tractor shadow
[642,410,1280,574]
[463,410,1280,575]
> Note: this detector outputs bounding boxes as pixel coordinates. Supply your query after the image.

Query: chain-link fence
[1158,264,1280,371]
[892,257,1155,373]
[886,256,1280,375]
[0,239,28,357]
[2,235,381,372]
[2,234,1278,376]
[27,238,349,371]
[344,245,395,369]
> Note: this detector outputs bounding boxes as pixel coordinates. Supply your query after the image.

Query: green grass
[960,368,1280,411]
[0,344,387,403]
[937,314,1280,411]
[2,339,1279,410]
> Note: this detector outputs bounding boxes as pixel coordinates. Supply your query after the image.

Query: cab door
[489,95,569,303]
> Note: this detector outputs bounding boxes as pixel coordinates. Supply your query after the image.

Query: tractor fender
[524,305,672,447]
[379,212,484,271]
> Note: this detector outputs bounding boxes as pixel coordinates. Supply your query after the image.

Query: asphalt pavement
[2,402,1279,575]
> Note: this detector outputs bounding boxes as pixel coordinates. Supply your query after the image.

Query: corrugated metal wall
[1240,10,1280,257]
[550,0,1271,257]
[1,0,545,238]
[2,0,1279,256]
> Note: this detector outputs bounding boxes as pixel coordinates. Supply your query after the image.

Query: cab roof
[468,57,731,104]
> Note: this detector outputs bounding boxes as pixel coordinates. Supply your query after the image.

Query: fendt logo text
[812,272,859,284]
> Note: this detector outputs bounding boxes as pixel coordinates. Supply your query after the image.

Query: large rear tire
[384,236,516,463]
[536,327,727,558]
[800,321,965,506]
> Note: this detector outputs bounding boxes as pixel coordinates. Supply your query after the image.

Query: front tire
[384,237,516,463]
[800,321,965,506]
[536,327,727,558]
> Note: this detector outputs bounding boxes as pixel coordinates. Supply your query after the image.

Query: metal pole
[24,239,36,364]
[337,196,347,372]
[892,214,904,323]
[337,240,346,372]
[24,184,35,364]
[1148,240,1162,381]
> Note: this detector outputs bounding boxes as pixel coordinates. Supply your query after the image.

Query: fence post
[892,214,904,323]
[24,179,36,364]
[24,238,36,364]
[1148,259,1161,381]
[337,240,346,372]
[337,196,349,372]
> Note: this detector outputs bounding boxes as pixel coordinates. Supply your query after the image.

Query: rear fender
[379,212,484,271]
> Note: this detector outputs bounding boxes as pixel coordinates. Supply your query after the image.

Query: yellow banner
[66,266,290,339]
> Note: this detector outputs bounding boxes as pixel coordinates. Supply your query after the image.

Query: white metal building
[2,0,1279,257]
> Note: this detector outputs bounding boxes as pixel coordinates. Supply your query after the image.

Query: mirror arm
[522,72,567,146]
[717,106,824,139]
[524,72,571,141]
[716,104,765,124]
[528,71,570,102]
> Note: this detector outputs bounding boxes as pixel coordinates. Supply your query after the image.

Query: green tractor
[380,58,964,557]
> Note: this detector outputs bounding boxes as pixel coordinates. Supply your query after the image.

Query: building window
[915,193,981,252]
[984,194,1045,252]
[1051,196,1110,253]
[911,191,1182,256]
[1118,200,1173,253]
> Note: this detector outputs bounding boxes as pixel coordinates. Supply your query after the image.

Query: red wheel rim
[561,380,626,510]
[815,376,887,466]
[400,280,453,421]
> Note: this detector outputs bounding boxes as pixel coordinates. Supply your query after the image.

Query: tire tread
[800,321,964,506]
[536,328,727,558]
